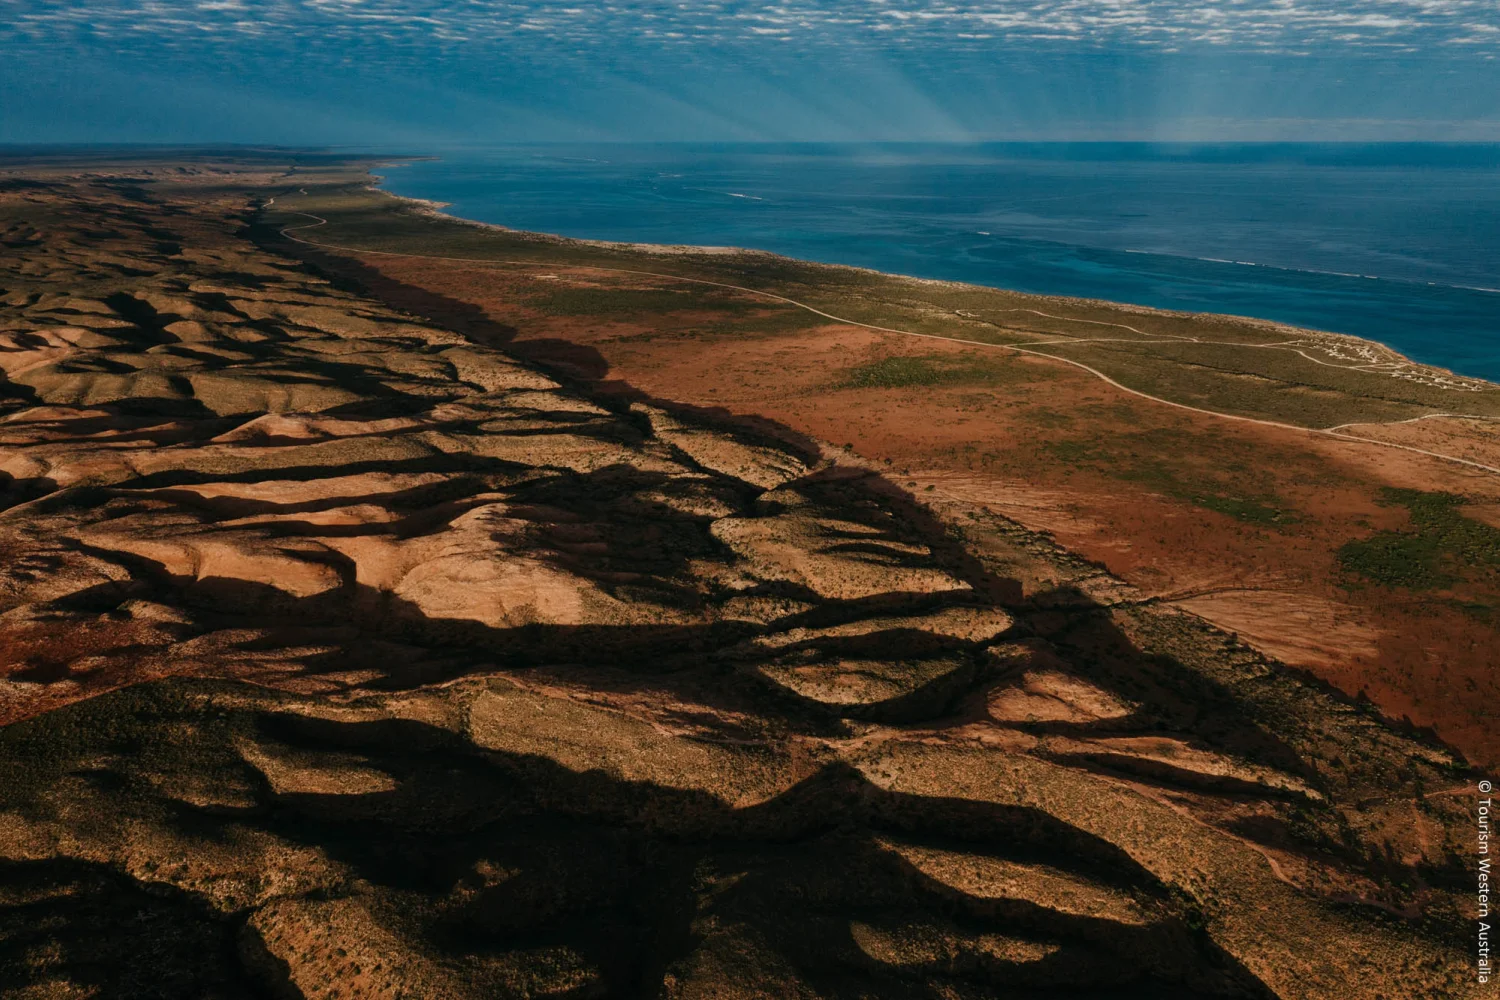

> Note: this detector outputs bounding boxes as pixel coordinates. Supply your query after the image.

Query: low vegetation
[1046,430,1302,526]
[267,170,1500,431]
[835,351,1037,390]
[1340,488,1500,590]
[0,150,1487,1000]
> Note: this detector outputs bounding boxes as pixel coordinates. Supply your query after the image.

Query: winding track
[264,200,1491,910]
[271,203,1500,478]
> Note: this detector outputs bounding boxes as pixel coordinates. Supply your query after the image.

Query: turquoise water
[379,143,1500,382]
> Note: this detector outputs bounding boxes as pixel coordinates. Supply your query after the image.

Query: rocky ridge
[0,163,1479,999]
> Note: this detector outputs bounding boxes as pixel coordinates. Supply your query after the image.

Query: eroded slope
[0,162,1482,999]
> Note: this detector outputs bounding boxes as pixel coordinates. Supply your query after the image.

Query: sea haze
[378,143,1500,382]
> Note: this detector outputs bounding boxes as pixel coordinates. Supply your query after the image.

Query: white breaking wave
[1121,247,1497,293]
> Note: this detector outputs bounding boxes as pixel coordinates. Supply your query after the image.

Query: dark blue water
[379,144,1500,382]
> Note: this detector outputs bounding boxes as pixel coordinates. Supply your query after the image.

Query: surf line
[272,207,1500,479]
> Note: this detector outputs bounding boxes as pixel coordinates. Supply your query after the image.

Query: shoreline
[363,169,1500,395]
[275,190,1500,480]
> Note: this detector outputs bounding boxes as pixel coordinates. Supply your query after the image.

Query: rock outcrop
[0,162,1479,999]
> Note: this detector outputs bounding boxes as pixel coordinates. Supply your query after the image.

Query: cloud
[3,0,1498,61]
[3,1,1497,143]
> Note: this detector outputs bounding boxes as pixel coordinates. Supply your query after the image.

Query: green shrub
[837,353,1030,390]
[1339,488,1500,590]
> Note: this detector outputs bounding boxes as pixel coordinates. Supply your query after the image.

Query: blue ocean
[378,144,1500,382]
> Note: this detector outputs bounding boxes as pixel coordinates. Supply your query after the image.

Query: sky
[2,0,1498,144]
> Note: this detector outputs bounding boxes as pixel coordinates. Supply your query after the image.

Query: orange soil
[348,258,1500,766]
[1335,414,1500,470]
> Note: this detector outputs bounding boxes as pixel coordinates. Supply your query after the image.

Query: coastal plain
[280,165,1500,768]
[0,152,1493,999]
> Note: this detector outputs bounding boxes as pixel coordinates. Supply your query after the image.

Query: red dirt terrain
[350,257,1500,768]
[0,159,1488,999]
